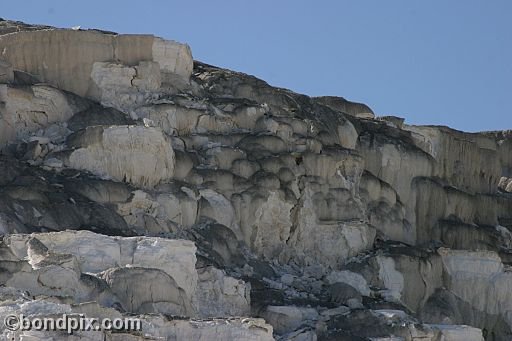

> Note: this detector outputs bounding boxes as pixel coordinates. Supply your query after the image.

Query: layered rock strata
[0,18,511,340]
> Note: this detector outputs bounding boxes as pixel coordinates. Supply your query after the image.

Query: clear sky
[3,1,511,132]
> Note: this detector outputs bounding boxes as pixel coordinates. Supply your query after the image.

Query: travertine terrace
[1,19,511,340]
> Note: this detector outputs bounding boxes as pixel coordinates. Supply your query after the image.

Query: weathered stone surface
[428,324,484,341]
[0,29,192,99]
[196,266,251,317]
[499,176,512,193]
[405,125,501,195]
[326,270,371,296]
[438,248,512,330]
[101,267,191,315]
[261,306,318,335]
[65,125,175,188]
[0,84,86,148]
[0,18,510,340]
[0,299,274,341]
[0,59,13,83]
[90,61,163,112]
[313,96,375,119]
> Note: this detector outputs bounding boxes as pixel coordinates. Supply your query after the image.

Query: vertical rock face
[65,125,175,188]
[0,29,192,99]
[0,19,512,340]
[0,84,87,147]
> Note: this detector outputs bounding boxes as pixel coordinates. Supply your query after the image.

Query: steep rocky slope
[0,18,511,340]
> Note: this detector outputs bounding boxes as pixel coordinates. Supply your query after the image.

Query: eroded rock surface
[0,18,511,340]
[64,125,175,188]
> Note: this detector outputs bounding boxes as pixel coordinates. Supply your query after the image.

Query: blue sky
[3,1,511,132]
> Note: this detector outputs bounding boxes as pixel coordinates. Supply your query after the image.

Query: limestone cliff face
[0,19,511,340]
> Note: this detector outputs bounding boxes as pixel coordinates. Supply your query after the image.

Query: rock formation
[0,18,511,340]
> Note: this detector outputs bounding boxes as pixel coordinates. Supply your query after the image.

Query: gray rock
[0,17,510,340]
[328,282,363,306]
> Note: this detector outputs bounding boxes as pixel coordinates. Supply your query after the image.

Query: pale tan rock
[90,61,162,112]
[337,119,358,149]
[0,29,192,99]
[2,230,259,320]
[405,125,500,195]
[70,301,123,321]
[283,185,375,268]
[155,188,198,228]
[4,230,198,305]
[379,115,405,129]
[5,265,83,299]
[413,177,501,244]
[205,146,246,170]
[376,256,404,303]
[258,116,294,142]
[361,173,397,207]
[428,324,484,341]
[135,103,203,136]
[196,266,250,317]
[0,85,83,148]
[360,172,412,243]
[0,300,274,341]
[1,19,512,341]
[250,190,294,259]
[313,96,375,119]
[326,270,371,296]
[117,190,166,233]
[499,176,512,192]
[144,316,275,341]
[152,37,193,79]
[232,105,267,130]
[199,189,240,234]
[0,59,13,83]
[359,135,433,242]
[133,61,162,90]
[65,125,175,188]
[6,231,120,272]
[128,236,198,302]
[101,267,191,315]
[438,248,512,327]
[196,112,238,134]
[262,306,318,335]
[286,220,375,269]
[302,151,364,192]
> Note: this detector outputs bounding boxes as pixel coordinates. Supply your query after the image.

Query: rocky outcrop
[0,298,273,341]
[0,19,511,340]
[0,84,87,148]
[64,125,175,188]
[313,95,375,119]
[1,230,251,320]
[438,249,512,330]
[0,28,192,98]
